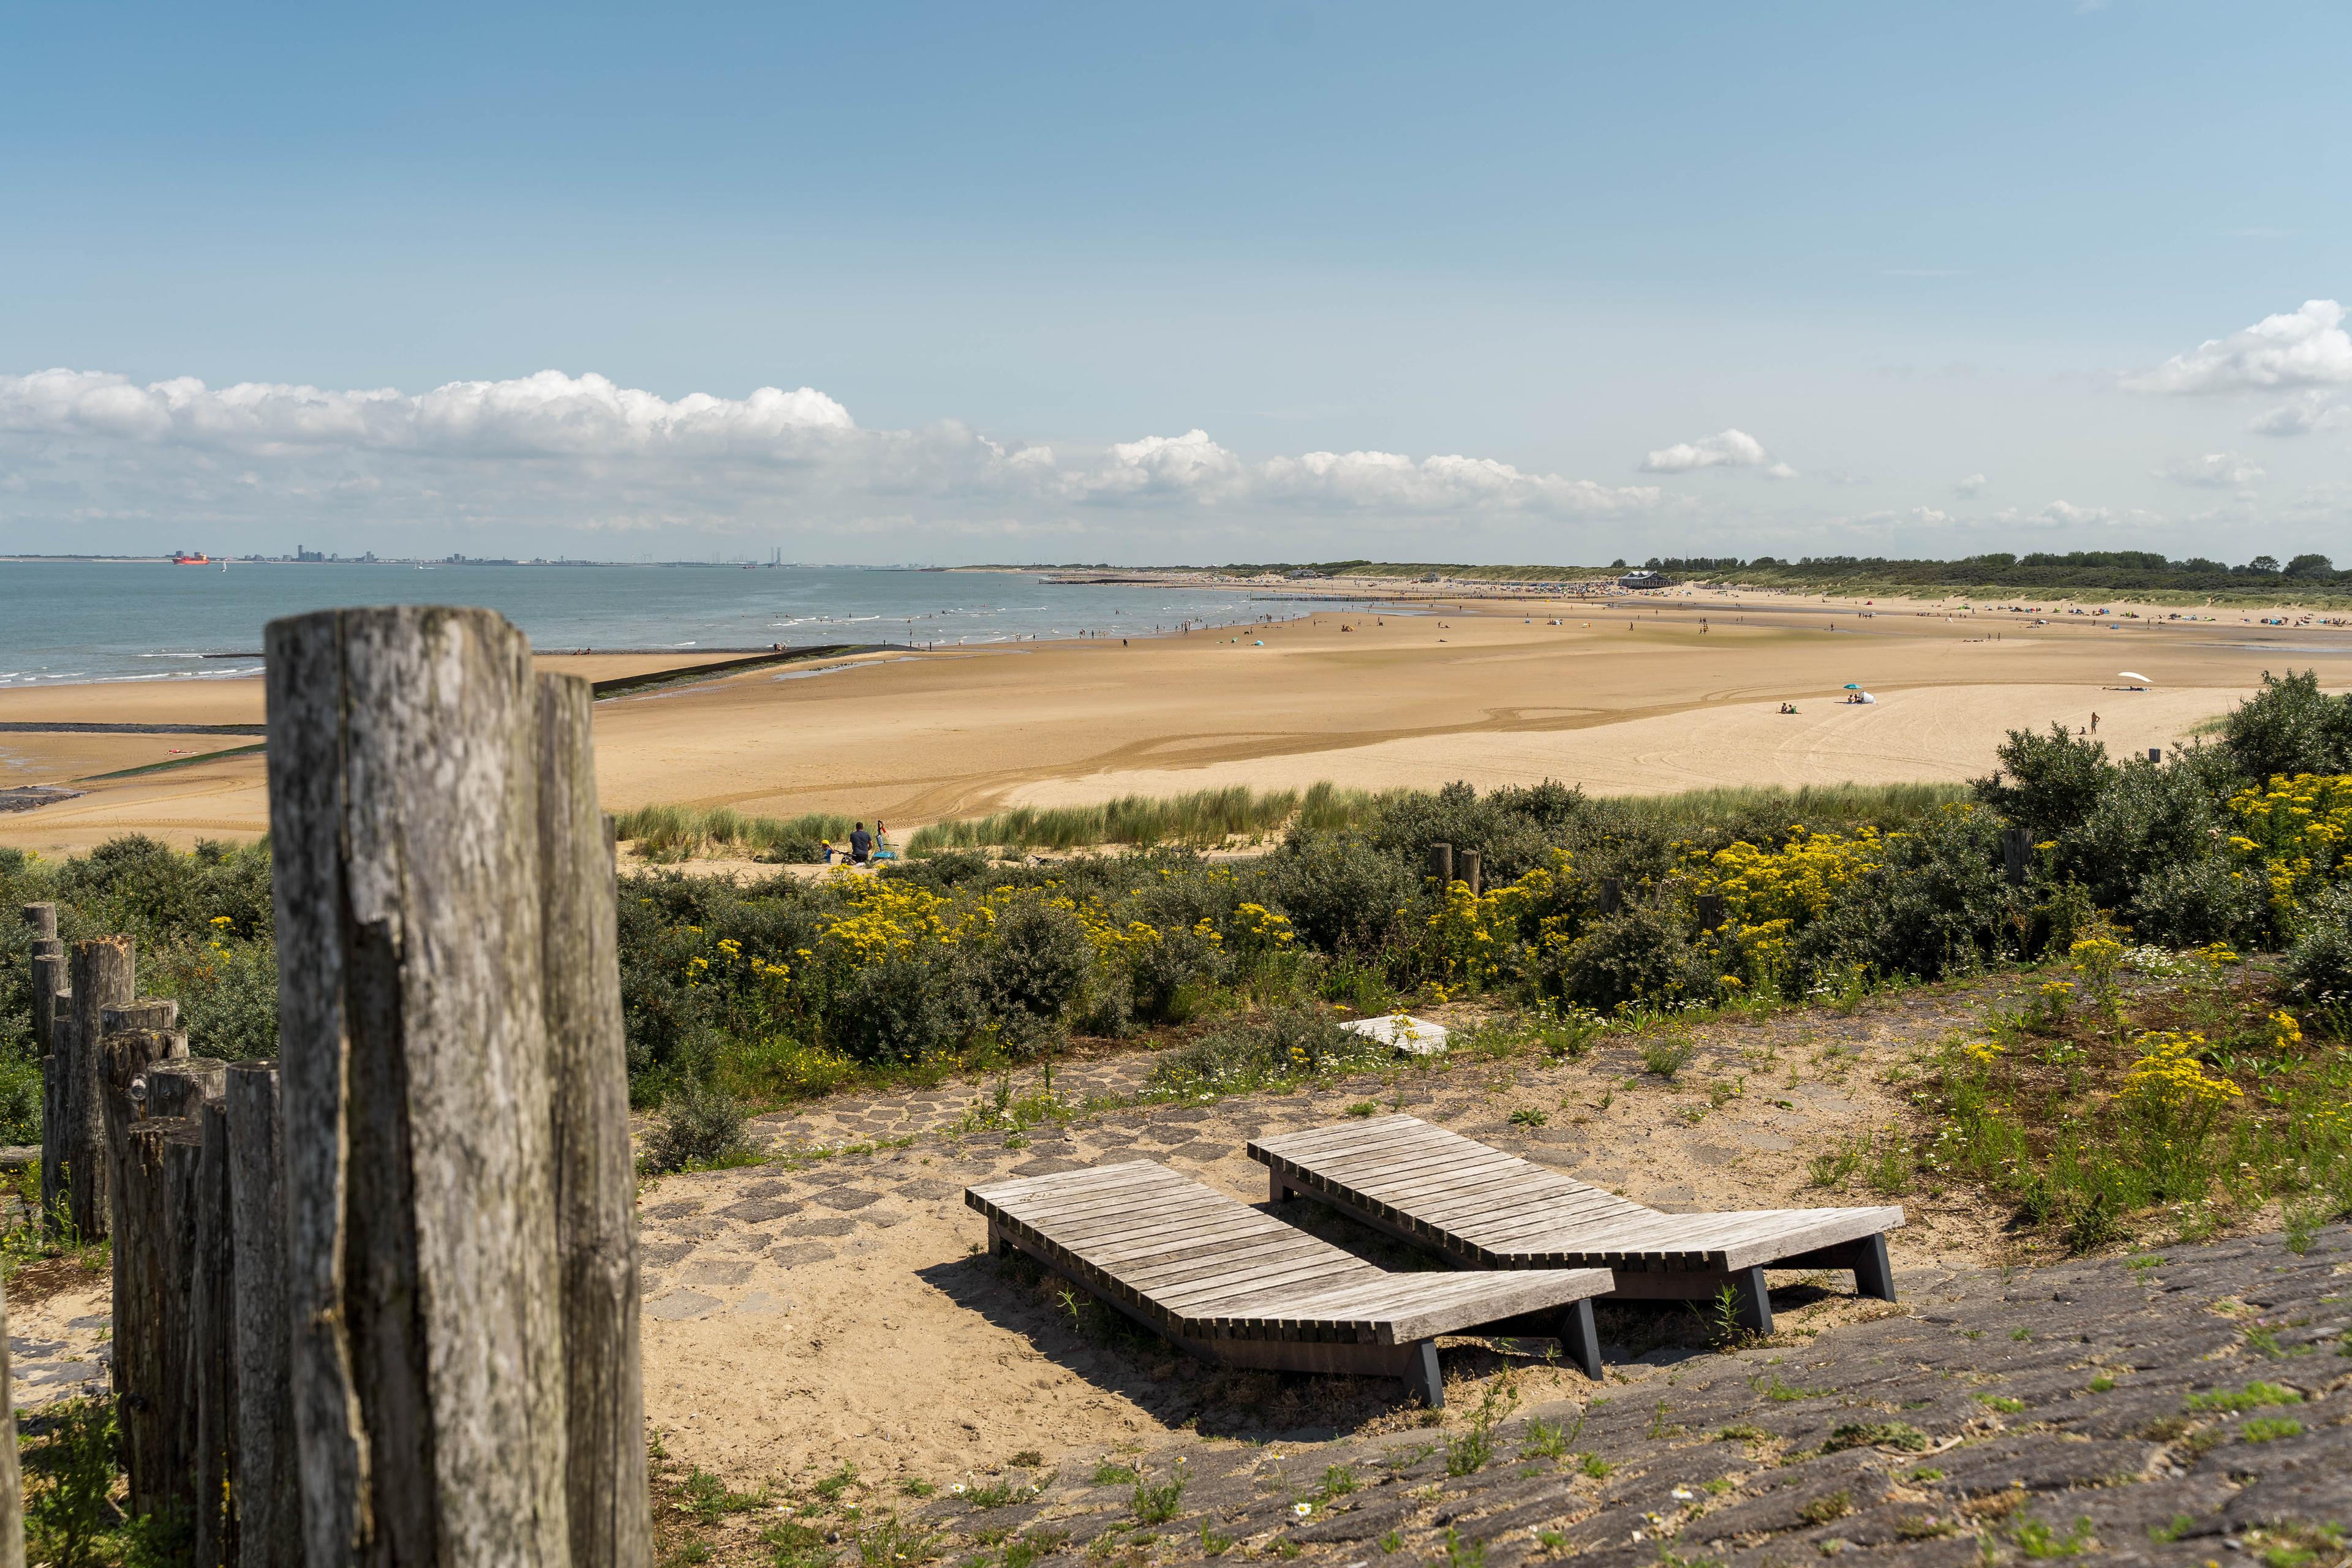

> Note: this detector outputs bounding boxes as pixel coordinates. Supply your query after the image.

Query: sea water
[0,563,1325,688]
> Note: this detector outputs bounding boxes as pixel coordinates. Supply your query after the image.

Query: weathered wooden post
[111,1060,227,1531]
[192,1097,237,1568]
[1457,849,1481,896]
[1426,842,1453,886]
[538,677,653,1568]
[0,1272,22,1568]
[227,1061,296,1568]
[2147,746,2162,764]
[118,1116,200,1523]
[17,903,53,942]
[2000,826,2031,887]
[1597,876,1624,915]
[100,1007,185,1218]
[147,1058,228,1120]
[266,606,570,1564]
[65,936,136,1238]
[1695,893,1726,932]
[29,937,67,1231]
[100,1023,186,1413]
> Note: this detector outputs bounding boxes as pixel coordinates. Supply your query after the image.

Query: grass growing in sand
[904,780,1967,858]
[908,782,1375,855]
[614,802,855,864]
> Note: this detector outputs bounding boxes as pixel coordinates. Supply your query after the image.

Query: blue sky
[4,2,2349,562]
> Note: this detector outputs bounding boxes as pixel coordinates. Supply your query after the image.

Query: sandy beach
[2,593,2345,854]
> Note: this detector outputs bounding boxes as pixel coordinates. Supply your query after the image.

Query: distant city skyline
[4,3,2348,563]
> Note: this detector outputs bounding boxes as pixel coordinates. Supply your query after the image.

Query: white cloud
[2155,451,2266,489]
[1638,428,1797,479]
[0,368,858,458]
[0,365,1672,544]
[2124,300,2352,394]
[2247,391,2352,437]
[1950,473,1987,498]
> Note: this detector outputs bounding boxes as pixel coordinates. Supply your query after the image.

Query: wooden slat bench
[966,1161,1614,1406]
[1249,1115,1903,1335]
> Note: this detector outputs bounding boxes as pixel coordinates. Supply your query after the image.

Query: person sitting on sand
[820,838,836,865]
[849,822,873,865]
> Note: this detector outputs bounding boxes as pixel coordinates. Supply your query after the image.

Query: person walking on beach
[849,821,873,865]
[2090,712,2100,733]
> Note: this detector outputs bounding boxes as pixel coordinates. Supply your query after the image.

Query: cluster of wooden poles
[4,606,660,1567]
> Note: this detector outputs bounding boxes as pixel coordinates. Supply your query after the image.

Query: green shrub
[2283,888,2352,1010]
[2222,669,2352,781]
[1560,908,1695,1011]
[1263,832,1414,953]
[982,901,1094,1039]
[1975,725,2113,840]
[641,1079,751,1173]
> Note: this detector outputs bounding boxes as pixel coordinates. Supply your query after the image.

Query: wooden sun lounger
[1249,1115,1903,1335]
[967,1161,1615,1406]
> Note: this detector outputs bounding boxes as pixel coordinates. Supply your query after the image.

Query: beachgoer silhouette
[849,822,873,865]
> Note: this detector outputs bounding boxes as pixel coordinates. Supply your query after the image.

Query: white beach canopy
[2118,671,2153,684]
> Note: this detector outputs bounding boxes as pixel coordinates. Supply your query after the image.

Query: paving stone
[767,1242,837,1268]
[680,1259,757,1288]
[720,1196,802,1224]
[644,1290,724,1321]
[641,1240,695,1268]
[786,1217,860,1238]
[812,1186,882,1210]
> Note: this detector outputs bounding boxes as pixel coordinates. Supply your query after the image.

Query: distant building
[1619,570,1664,589]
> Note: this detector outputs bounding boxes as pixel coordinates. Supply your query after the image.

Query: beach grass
[612,802,856,862]
[907,777,1970,856]
[622,778,1971,863]
[907,782,1376,855]
[1603,778,1970,835]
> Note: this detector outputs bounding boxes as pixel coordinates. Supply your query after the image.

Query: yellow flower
[2119,1030,2241,1114]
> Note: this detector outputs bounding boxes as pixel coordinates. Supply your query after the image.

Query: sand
[2,597,2345,854]
[629,981,2010,1487]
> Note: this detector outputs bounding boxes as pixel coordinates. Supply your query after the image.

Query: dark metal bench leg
[1411,1341,1444,1409]
[1559,1298,1603,1381]
[1735,1266,1774,1335]
[1853,1234,1896,1302]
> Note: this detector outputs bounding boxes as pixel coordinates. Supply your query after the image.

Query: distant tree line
[1644,551,2342,596]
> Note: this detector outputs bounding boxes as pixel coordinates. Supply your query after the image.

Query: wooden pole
[2001,827,2031,888]
[537,676,652,1568]
[0,1272,21,1568]
[99,1012,185,1228]
[192,1098,238,1568]
[147,1058,228,1121]
[265,605,569,1565]
[159,1117,206,1535]
[118,1117,202,1523]
[100,1025,188,1410]
[227,1062,297,1568]
[65,937,135,1239]
[31,952,66,1232]
[1426,842,1453,886]
[1457,849,1481,897]
[17,903,53,941]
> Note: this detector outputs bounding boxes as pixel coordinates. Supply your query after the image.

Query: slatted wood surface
[1251,1116,1902,1274]
[967,1161,1611,1346]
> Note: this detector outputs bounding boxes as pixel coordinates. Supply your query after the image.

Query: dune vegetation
[7,671,2352,1252]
